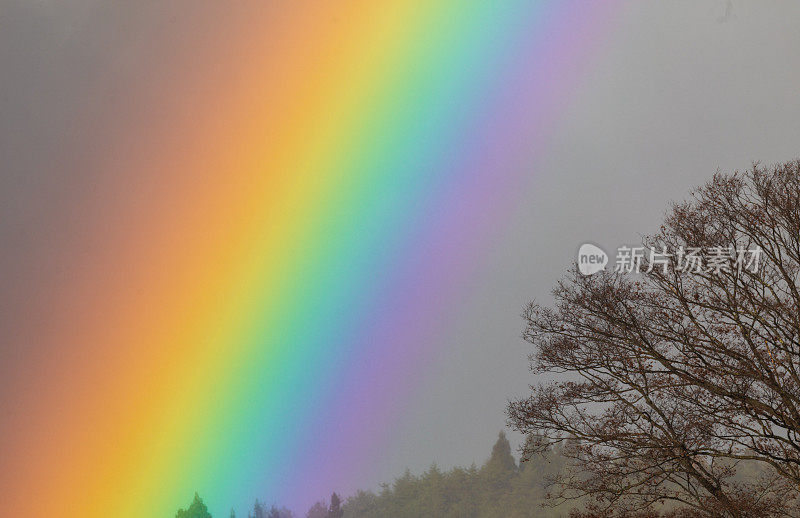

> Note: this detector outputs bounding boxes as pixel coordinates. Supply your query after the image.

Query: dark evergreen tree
[480,430,518,512]
[328,492,344,518]
[486,431,517,473]
[250,499,267,518]
[175,492,212,518]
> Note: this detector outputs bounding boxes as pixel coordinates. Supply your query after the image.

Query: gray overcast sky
[2,0,800,507]
[388,0,800,477]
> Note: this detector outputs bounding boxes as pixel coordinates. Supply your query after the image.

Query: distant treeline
[334,431,575,518]
[176,431,579,518]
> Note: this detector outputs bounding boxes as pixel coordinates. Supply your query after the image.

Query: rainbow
[0,1,618,515]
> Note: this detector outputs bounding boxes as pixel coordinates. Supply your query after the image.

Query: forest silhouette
[176,431,580,518]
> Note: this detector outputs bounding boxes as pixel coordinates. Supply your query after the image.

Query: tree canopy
[176,493,213,518]
[509,161,800,517]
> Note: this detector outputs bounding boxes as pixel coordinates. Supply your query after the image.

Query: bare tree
[508,161,800,517]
